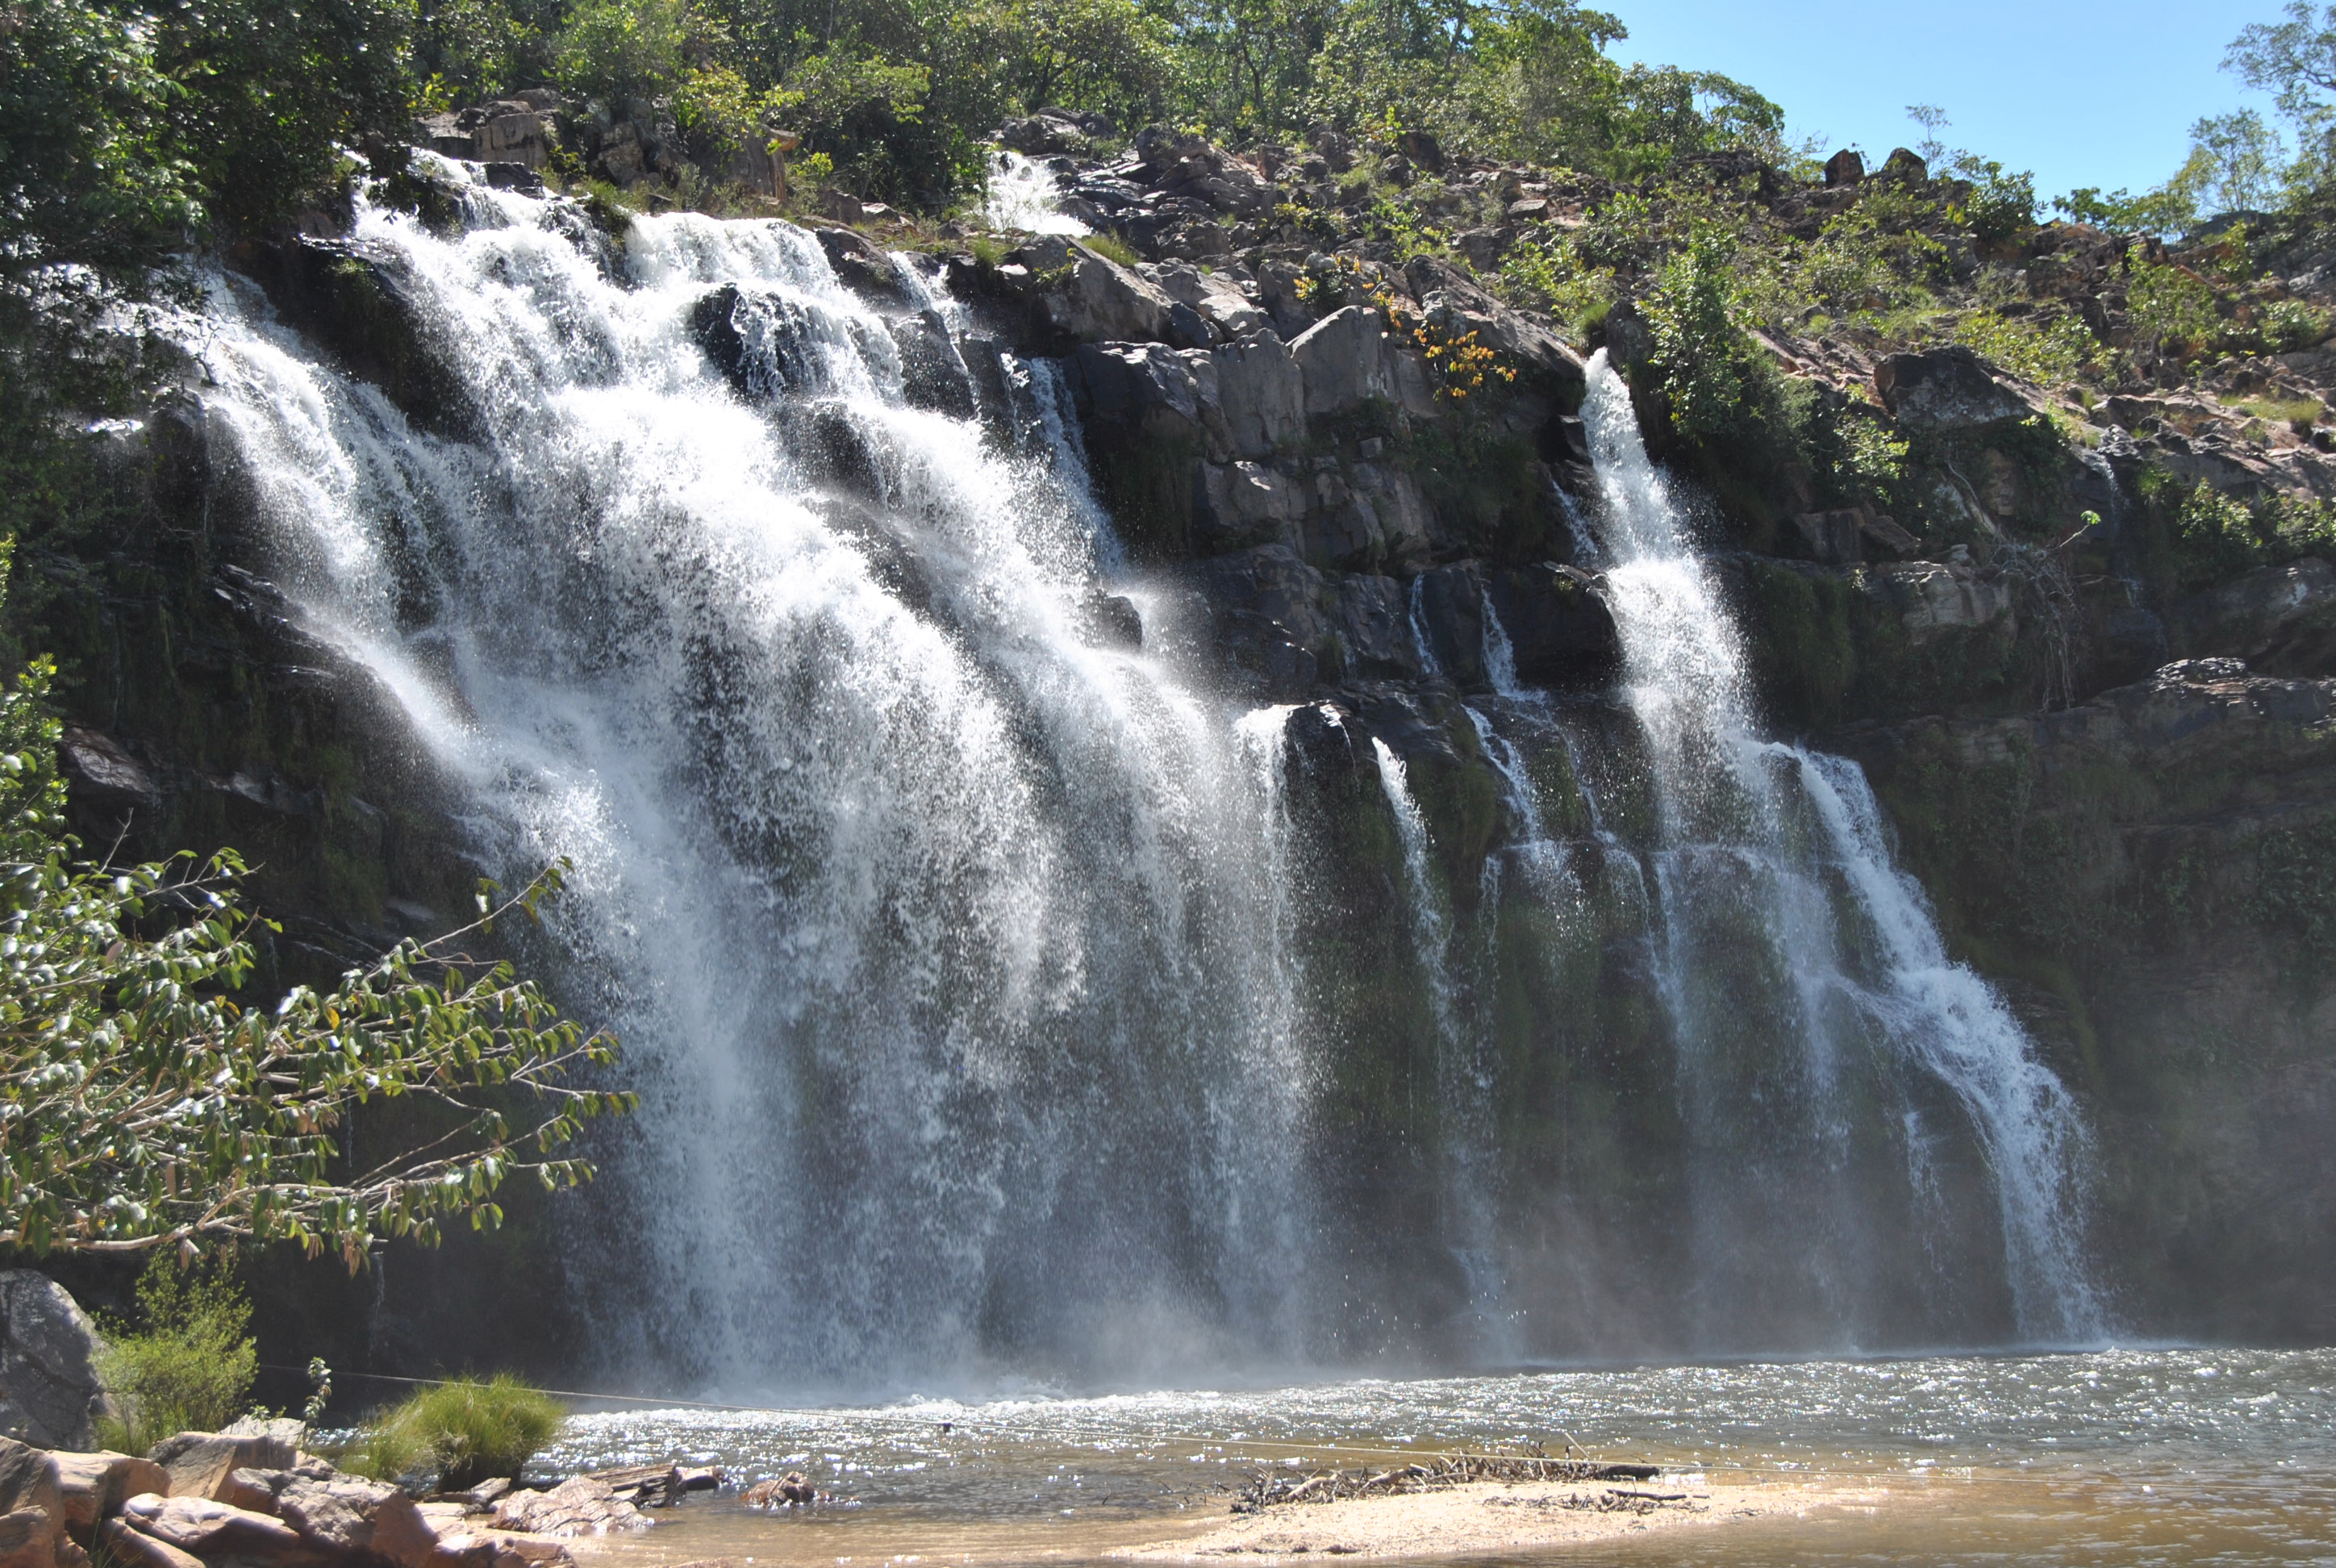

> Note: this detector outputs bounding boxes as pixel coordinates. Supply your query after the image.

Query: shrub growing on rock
[95,1253,260,1456]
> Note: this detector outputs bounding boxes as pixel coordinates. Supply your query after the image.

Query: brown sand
[1113,1474,1889,1560]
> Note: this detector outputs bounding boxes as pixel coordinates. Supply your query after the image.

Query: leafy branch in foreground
[0,583,630,1264]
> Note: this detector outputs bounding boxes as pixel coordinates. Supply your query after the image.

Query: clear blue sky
[1604,0,2283,203]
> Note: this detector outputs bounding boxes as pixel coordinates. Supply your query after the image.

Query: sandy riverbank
[1112,1474,1890,1560]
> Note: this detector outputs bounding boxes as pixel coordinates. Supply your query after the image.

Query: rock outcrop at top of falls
[31,116,2336,1370]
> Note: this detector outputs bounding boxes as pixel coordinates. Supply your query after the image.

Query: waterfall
[983,151,1090,236]
[189,165,1312,1387]
[1568,350,2104,1345]
[169,151,2109,1382]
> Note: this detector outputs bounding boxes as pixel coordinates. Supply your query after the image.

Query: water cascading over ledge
[185,161,2104,1391]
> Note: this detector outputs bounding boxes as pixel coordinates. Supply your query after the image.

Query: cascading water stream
[187,161,1314,1387]
[983,152,1091,236]
[1569,349,2104,1345]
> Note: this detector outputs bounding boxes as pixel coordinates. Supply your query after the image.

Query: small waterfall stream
[1560,351,2102,1344]
[177,164,2104,1387]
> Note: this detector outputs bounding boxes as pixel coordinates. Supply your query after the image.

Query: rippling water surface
[537,1348,2335,1566]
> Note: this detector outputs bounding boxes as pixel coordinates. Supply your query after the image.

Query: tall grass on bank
[335,1375,566,1491]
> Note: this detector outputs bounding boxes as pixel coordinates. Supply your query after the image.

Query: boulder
[0,1277,109,1451]
[489,1480,644,1538]
[1195,461,1308,551]
[1041,252,1177,344]
[816,228,903,306]
[0,1508,70,1568]
[99,1519,202,1568]
[1400,257,1586,395]
[1144,263,1267,340]
[469,111,547,169]
[55,728,159,814]
[1395,129,1444,174]
[1072,342,1209,440]
[1792,509,1865,565]
[1876,147,1928,182]
[1210,331,1305,459]
[999,115,1090,156]
[0,1442,73,1568]
[890,311,978,418]
[2171,557,2336,677]
[1290,307,1437,420]
[1824,148,1864,187]
[1328,574,1420,680]
[1412,563,1490,687]
[241,238,470,436]
[1483,565,1621,690]
[1872,347,2031,430]
[53,1453,169,1537]
[1868,561,2017,644]
[218,1420,308,1451]
[118,1495,309,1562]
[1181,545,1333,694]
[148,1433,300,1504]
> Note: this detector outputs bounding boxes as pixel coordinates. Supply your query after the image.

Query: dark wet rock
[1412,561,1491,687]
[1181,545,1330,695]
[1482,565,1621,690]
[890,312,978,419]
[241,239,470,436]
[816,228,904,306]
[1080,593,1144,648]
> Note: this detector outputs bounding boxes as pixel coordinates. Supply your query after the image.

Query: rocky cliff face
[27,122,2336,1362]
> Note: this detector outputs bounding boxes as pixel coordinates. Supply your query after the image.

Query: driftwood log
[1232,1453,1665,1513]
[580,1466,724,1509]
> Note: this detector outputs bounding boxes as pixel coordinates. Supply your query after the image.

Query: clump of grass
[2227,394,2324,430]
[967,231,1006,268]
[96,1254,258,1456]
[327,1422,432,1488]
[1078,231,1141,268]
[336,1375,565,1492]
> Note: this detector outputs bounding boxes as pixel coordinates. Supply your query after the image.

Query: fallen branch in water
[1232,1451,1664,1513]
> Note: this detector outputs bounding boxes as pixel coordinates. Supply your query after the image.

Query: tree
[0,0,199,290]
[0,546,631,1266]
[963,0,1170,122]
[1907,103,1948,166]
[2226,2,2336,130]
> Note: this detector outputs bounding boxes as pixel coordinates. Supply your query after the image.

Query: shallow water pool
[541,1347,2336,1566]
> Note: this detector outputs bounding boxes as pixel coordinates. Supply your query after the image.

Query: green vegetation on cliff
[0,546,633,1264]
